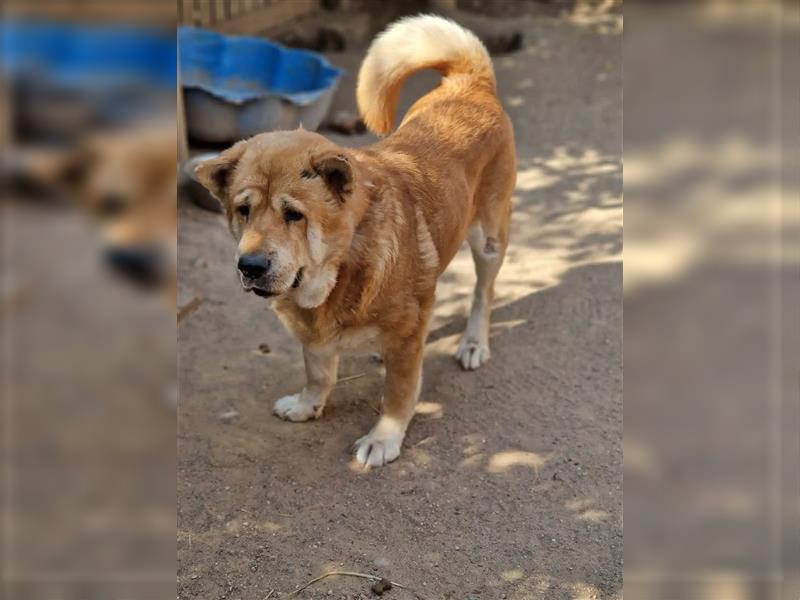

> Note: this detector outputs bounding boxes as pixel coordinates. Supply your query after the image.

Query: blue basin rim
[179,26,344,106]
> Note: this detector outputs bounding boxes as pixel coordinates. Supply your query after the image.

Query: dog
[195,15,516,467]
[66,124,177,298]
[70,122,177,304]
[7,123,177,299]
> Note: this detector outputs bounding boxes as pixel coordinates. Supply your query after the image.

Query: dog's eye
[236,205,250,220]
[284,208,303,223]
[98,193,127,219]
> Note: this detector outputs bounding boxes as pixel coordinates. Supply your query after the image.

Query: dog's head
[194,130,359,308]
[56,125,177,293]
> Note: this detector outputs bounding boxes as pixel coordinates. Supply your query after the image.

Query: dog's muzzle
[238,253,270,280]
[104,245,164,288]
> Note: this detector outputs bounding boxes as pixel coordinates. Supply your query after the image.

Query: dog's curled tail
[356,14,495,136]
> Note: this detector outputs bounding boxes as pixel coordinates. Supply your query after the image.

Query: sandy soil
[178,11,622,600]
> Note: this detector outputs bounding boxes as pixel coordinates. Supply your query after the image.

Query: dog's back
[355,15,515,270]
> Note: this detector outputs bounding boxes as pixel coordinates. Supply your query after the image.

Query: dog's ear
[311,152,353,201]
[193,141,247,203]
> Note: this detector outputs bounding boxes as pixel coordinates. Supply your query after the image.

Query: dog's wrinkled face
[194,130,356,308]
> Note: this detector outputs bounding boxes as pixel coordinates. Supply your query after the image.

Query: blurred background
[625,1,798,599]
[1,1,176,599]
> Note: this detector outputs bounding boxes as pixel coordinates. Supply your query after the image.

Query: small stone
[257,343,271,354]
[370,579,392,595]
[373,557,389,569]
[219,410,239,423]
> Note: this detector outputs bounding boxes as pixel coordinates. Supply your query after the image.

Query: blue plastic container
[178,26,344,143]
[0,20,176,137]
[1,20,176,88]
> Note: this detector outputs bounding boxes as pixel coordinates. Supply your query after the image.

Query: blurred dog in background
[5,122,177,302]
[63,124,177,300]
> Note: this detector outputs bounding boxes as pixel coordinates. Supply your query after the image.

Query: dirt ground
[177,10,622,600]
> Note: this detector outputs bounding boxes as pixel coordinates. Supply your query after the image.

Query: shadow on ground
[178,260,621,600]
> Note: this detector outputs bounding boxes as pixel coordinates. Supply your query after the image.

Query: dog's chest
[273,301,381,353]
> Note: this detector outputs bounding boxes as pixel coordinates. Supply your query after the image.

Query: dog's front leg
[354,332,424,467]
[273,344,338,422]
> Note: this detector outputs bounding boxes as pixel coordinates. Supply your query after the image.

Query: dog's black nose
[104,246,163,287]
[238,254,270,279]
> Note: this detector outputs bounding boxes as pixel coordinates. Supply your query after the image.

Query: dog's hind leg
[455,186,512,371]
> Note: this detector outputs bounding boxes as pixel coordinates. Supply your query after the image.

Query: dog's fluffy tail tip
[356,14,494,136]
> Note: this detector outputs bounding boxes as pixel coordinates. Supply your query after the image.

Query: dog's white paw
[455,337,491,370]
[272,393,320,422]
[353,417,406,467]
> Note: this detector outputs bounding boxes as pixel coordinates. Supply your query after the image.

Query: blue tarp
[178,26,343,106]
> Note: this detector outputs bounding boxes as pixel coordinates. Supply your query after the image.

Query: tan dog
[195,15,515,467]
[75,125,177,299]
